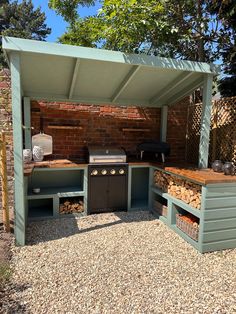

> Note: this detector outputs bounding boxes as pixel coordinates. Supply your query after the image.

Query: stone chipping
[1,211,236,314]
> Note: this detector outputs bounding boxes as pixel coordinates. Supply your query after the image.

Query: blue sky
[31,1,101,42]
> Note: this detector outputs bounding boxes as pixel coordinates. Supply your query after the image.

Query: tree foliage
[211,0,236,97]
[0,0,51,67]
[48,0,95,24]
[55,1,232,64]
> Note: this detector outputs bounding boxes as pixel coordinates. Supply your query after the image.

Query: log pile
[59,198,84,214]
[154,170,201,209]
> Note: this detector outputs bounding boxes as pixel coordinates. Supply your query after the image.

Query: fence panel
[186,96,236,165]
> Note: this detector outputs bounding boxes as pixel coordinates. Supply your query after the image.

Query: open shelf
[152,193,168,218]
[28,198,53,219]
[59,196,84,215]
[28,168,84,199]
[131,167,149,210]
[48,125,83,130]
[122,128,151,132]
[28,187,84,199]
[131,199,149,209]
[171,225,200,249]
[151,185,201,218]
[151,186,168,198]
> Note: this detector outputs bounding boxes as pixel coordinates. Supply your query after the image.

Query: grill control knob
[119,169,125,175]
[91,169,98,176]
[101,169,107,175]
[110,169,116,175]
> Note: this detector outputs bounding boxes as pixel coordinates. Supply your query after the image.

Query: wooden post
[198,74,213,168]
[0,132,10,232]
[212,101,218,161]
[11,52,25,246]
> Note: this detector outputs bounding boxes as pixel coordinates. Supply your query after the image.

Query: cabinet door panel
[108,176,127,211]
[88,176,108,213]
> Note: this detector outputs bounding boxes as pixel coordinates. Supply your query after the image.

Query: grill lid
[88,146,127,163]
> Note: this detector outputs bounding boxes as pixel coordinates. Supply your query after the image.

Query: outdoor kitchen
[2,36,236,253]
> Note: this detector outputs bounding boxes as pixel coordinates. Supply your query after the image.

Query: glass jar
[212,160,223,173]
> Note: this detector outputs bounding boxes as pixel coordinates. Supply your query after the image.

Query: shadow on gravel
[26,211,157,245]
[0,283,31,314]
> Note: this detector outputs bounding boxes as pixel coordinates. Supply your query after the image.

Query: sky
[31,0,101,42]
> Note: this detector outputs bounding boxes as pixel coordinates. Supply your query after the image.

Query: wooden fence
[186,96,236,165]
[0,132,10,232]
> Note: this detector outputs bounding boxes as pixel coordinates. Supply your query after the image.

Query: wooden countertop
[24,159,236,185]
[150,163,236,185]
[24,159,87,176]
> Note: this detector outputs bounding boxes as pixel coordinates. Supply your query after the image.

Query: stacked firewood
[59,198,84,214]
[154,170,201,209]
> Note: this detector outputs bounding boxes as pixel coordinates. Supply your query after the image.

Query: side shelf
[151,186,201,218]
[26,167,87,221]
[128,165,150,211]
[150,181,202,250]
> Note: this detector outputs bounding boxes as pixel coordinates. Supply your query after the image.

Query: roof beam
[163,76,204,106]
[25,92,150,107]
[150,71,194,106]
[68,58,80,99]
[111,65,140,102]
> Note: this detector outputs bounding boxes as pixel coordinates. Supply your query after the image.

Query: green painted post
[10,52,26,246]
[23,97,31,149]
[198,74,213,169]
[160,105,168,142]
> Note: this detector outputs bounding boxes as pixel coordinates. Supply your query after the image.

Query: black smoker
[87,147,128,214]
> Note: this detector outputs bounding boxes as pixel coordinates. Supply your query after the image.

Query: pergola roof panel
[3,37,219,107]
[119,67,181,101]
[21,53,74,96]
[74,59,132,99]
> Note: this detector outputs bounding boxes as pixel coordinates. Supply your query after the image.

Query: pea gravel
[2,211,236,314]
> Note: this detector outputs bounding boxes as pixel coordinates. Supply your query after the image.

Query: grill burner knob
[119,169,125,175]
[110,169,116,175]
[101,169,107,175]
[91,169,98,176]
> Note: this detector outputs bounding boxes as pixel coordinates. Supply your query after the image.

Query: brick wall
[0,70,190,227]
[0,69,14,227]
[31,99,189,161]
[167,101,189,161]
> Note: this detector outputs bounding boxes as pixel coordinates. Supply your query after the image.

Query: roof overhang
[2,36,220,107]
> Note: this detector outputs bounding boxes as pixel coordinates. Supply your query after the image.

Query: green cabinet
[26,167,87,221]
[150,166,236,253]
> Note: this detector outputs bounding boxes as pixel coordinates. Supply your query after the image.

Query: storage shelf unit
[24,163,236,252]
[151,186,201,218]
[28,198,53,219]
[128,166,150,211]
[151,166,236,253]
[26,167,87,220]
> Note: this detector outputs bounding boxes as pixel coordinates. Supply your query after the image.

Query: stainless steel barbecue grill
[87,146,128,214]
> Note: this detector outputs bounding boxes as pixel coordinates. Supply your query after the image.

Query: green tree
[48,0,95,24]
[54,0,232,64]
[211,0,236,97]
[0,0,51,67]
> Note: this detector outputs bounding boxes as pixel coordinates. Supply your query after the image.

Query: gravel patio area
[2,211,236,313]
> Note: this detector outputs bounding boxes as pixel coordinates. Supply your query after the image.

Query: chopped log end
[59,198,84,214]
[154,170,202,209]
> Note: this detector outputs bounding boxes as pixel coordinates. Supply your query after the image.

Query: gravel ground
[1,211,236,314]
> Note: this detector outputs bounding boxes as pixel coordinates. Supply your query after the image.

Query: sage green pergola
[3,36,219,245]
